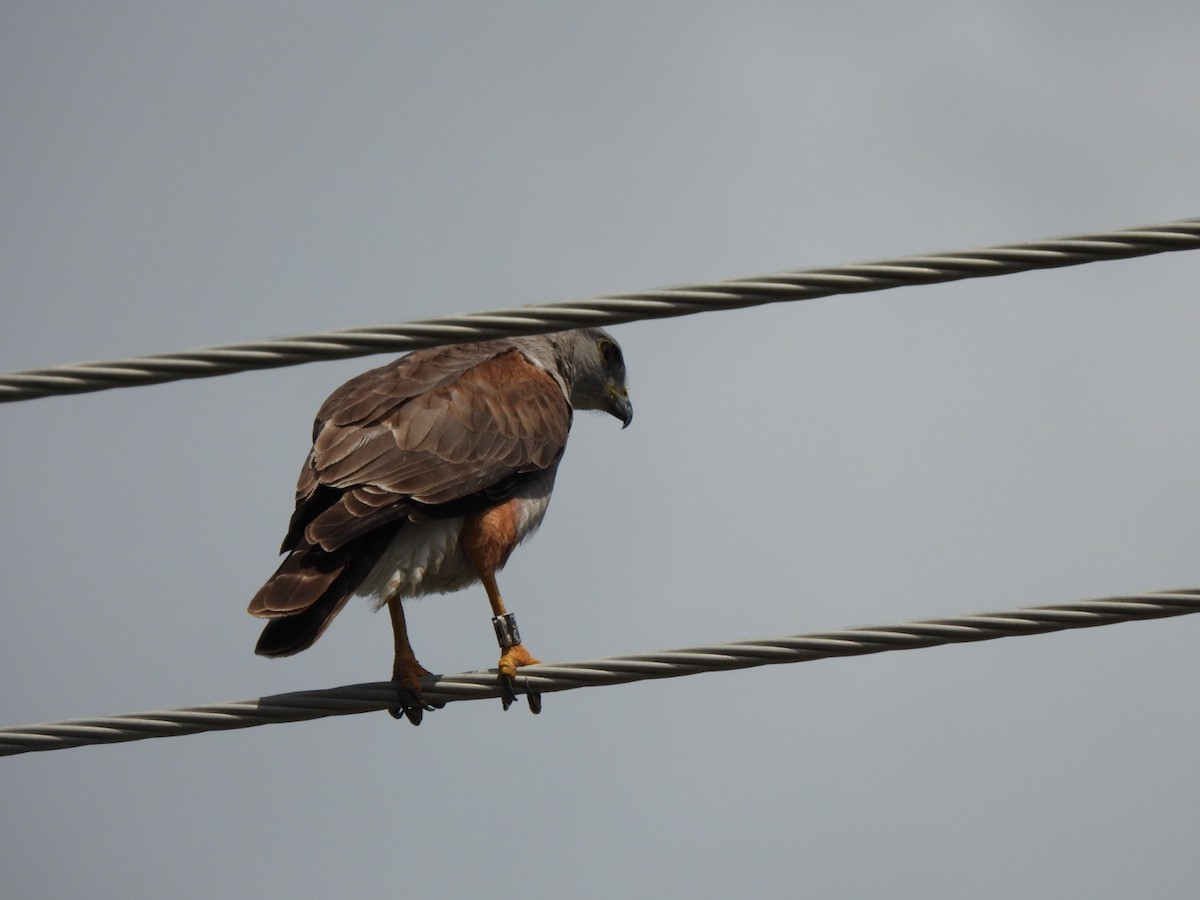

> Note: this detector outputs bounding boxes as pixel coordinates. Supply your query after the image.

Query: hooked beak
[607,389,633,429]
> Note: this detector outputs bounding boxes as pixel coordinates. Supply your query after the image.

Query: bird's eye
[598,339,617,366]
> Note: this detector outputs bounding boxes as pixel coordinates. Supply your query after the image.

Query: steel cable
[4,589,1197,756]
[3,217,1198,402]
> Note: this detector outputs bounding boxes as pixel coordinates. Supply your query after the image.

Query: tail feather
[248,524,401,658]
[254,590,354,657]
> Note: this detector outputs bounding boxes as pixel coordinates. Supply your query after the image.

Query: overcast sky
[4,3,1200,898]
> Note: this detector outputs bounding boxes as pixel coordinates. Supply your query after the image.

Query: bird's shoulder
[317,340,563,429]
[291,339,572,518]
[313,340,570,452]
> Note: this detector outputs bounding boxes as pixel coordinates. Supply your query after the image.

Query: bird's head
[560,328,633,428]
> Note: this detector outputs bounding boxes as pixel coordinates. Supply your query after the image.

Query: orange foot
[498,643,541,679]
[389,659,443,726]
[497,644,542,712]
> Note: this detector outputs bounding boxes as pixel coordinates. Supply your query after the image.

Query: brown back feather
[299,347,570,552]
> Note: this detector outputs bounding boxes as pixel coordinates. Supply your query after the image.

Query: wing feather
[292,345,570,553]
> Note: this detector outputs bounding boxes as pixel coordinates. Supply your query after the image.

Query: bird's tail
[253,589,351,657]
[248,526,398,658]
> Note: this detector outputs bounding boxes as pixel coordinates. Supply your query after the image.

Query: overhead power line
[2,217,1198,402]
[3,590,1198,757]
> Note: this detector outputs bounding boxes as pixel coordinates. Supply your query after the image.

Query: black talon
[388,687,441,725]
[499,674,518,711]
[526,682,542,715]
[389,704,422,726]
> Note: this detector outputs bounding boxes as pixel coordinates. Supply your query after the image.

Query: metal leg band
[492,612,522,649]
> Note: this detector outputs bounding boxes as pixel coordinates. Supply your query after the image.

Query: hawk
[247,328,632,723]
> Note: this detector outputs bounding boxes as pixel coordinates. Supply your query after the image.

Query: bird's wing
[286,342,572,554]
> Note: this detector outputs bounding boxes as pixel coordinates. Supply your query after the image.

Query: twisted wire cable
[3,217,1199,403]
[4,589,1197,756]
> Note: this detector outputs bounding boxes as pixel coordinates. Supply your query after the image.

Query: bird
[247,328,632,723]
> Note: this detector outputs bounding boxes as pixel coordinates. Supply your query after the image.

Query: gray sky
[4,3,1200,898]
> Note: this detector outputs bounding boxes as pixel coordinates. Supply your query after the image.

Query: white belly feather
[354,471,557,609]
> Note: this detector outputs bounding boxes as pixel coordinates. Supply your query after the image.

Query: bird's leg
[477,568,542,676]
[477,568,542,710]
[387,595,440,725]
[461,506,541,709]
